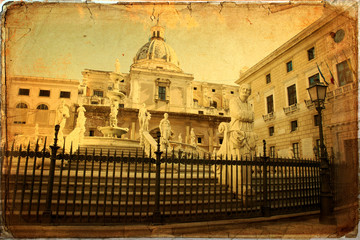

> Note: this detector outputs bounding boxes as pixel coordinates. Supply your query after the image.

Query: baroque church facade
[5,23,240,154]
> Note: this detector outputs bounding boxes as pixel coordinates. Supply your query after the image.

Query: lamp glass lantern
[307,82,328,103]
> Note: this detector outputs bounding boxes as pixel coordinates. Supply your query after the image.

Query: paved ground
[1,204,358,239]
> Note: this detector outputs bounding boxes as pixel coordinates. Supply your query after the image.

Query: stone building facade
[4,23,239,154]
[236,8,357,164]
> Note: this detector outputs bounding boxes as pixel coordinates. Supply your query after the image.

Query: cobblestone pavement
[1,205,358,239]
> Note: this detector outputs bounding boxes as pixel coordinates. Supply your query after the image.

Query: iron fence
[1,126,321,225]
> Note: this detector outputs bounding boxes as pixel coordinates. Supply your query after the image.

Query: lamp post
[307,82,335,224]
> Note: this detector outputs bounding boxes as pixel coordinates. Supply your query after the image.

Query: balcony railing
[283,103,299,115]
[262,112,275,121]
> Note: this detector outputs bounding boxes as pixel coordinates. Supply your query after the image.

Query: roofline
[236,4,357,84]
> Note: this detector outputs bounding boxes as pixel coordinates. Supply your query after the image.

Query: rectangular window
[292,143,299,158]
[60,91,71,98]
[219,112,224,116]
[93,90,103,97]
[266,73,271,84]
[314,114,320,126]
[198,111,204,115]
[270,146,275,158]
[18,88,30,96]
[119,104,124,108]
[194,87,197,90]
[266,95,274,114]
[158,86,166,100]
[286,61,293,72]
[230,91,234,94]
[287,84,297,106]
[212,89,215,92]
[197,137,202,144]
[39,90,50,97]
[291,120,298,132]
[89,130,95,137]
[219,138,223,145]
[307,47,315,61]
[269,126,274,136]
[308,73,320,86]
[337,59,353,86]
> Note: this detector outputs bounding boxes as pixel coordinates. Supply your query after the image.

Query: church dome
[132,24,182,72]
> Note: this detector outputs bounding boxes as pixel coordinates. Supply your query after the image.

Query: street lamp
[307,82,335,224]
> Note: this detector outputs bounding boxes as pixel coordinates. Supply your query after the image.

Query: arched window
[16,103,28,109]
[37,104,48,110]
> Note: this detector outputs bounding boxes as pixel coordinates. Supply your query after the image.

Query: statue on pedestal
[138,103,151,144]
[217,83,258,198]
[159,113,171,149]
[109,101,118,128]
[55,100,70,146]
[115,58,121,74]
[65,104,87,153]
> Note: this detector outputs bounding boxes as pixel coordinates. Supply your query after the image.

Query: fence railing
[1,126,321,225]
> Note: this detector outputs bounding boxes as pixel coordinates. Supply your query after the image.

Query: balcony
[283,103,299,115]
[327,82,357,99]
[304,99,313,108]
[81,96,110,106]
[263,112,275,122]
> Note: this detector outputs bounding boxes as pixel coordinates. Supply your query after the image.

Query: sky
[4,2,329,85]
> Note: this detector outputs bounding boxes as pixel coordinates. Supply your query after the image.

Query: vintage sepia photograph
[0,0,358,238]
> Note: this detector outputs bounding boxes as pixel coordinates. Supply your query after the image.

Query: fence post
[42,125,60,222]
[153,131,163,224]
[261,139,271,217]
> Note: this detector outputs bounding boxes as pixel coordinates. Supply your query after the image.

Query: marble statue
[138,103,150,145]
[109,101,118,127]
[115,58,121,74]
[190,128,197,147]
[178,133,182,143]
[159,113,171,149]
[218,83,257,158]
[55,100,70,146]
[65,105,87,153]
[217,83,258,198]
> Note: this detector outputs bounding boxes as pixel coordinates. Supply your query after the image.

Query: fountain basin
[97,126,129,138]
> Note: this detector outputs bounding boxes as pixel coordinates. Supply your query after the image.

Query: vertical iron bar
[262,140,270,217]
[36,138,47,221]
[201,153,206,216]
[55,144,66,222]
[207,154,211,217]
[153,132,162,223]
[146,149,151,219]
[240,156,244,212]
[103,150,110,223]
[118,151,124,220]
[80,148,87,222]
[183,153,188,218]
[284,163,289,210]
[28,140,39,217]
[132,150,139,220]
[124,152,131,219]
[12,145,21,215]
[95,149,103,219]
[87,149,95,222]
[195,154,200,217]
[245,156,248,214]
[64,144,73,218]
[235,156,239,214]
[162,149,168,215]
[20,142,31,217]
[169,149,175,216]
[176,152,180,218]
[71,148,81,220]
[5,143,15,219]
[110,151,117,220]
[254,156,258,213]
[139,150,145,218]
[42,125,60,221]
[277,163,280,210]
[225,155,228,214]
[219,155,223,215]
[213,155,217,215]
[230,155,233,215]
[189,154,194,216]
